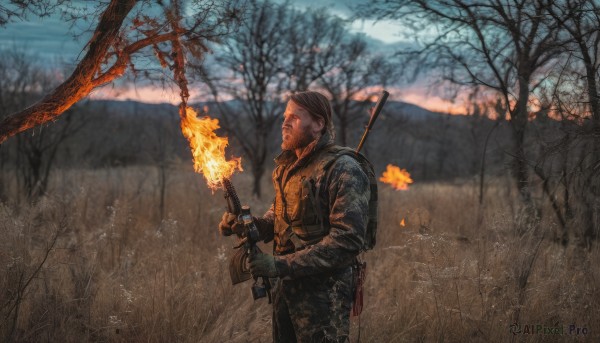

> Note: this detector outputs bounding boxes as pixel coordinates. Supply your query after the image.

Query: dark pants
[272,266,353,343]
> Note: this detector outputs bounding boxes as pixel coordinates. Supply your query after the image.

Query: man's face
[281,100,324,151]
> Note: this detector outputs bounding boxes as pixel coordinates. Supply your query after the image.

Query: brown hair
[289,91,335,138]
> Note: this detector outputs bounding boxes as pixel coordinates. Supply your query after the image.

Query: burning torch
[170,32,270,301]
[178,106,270,302]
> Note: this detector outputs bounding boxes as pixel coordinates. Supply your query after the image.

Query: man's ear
[313,117,325,134]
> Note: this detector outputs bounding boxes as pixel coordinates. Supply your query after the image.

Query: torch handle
[224,181,272,302]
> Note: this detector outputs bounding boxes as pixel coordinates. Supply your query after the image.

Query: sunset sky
[0,0,467,114]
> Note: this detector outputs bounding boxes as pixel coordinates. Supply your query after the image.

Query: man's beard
[281,127,317,151]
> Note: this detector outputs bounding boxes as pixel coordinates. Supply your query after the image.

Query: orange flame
[380,164,413,191]
[180,106,242,190]
[400,218,406,227]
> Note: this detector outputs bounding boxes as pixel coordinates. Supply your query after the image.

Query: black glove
[218,212,244,236]
[249,252,278,278]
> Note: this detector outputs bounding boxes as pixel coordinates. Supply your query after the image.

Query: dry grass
[1,166,599,342]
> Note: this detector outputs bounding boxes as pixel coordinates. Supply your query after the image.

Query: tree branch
[0,0,137,144]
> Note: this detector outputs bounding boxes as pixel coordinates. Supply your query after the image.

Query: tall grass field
[1,166,598,342]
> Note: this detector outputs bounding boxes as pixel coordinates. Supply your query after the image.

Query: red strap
[352,262,366,317]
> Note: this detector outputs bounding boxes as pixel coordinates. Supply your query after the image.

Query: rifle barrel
[356,90,389,154]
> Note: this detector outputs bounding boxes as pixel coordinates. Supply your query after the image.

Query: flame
[380,164,413,191]
[400,218,406,227]
[180,106,242,190]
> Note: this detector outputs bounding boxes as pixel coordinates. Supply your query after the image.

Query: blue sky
[278,0,408,44]
[0,1,465,113]
[0,1,406,62]
[0,16,88,62]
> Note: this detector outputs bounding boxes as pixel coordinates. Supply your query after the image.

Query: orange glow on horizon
[92,83,586,123]
[399,90,468,115]
[90,84,234,105]
[91,85,182,104]
[347,86,469,115]
[91,84,468,115]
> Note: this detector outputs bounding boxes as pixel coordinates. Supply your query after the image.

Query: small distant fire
[400,218,406,227]
[380,164,413,191]
[179,106,242,190]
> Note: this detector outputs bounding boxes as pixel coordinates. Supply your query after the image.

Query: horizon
[88,83,469,115]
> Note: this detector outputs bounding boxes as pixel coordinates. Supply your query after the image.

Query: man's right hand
[218,212,244,236]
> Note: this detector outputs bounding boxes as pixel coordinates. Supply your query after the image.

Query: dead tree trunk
[509,77,540,233]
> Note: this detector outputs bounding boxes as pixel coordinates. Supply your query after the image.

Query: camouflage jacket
[258,132,370,279]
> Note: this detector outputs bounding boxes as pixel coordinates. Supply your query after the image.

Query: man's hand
[218,212,244,236]
[249,252,278,278]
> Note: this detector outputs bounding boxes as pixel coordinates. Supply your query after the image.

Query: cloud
[0,12,90,63]
[1,1,410,65]
[276,0,411,44]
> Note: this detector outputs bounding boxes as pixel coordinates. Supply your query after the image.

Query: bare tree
[546,0,600,121]
[199,0,355,197]
[281,6,346,91]
[357,0,566,229]
[318,34,397,146]
[0,49,46,201]
[0,50,90,201]
[533,0,600,247]
[0,0,243,144]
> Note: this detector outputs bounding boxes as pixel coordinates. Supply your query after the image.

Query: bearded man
[219,91,371,343]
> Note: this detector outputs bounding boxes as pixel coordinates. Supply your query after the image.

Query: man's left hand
[249,252,278,278]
